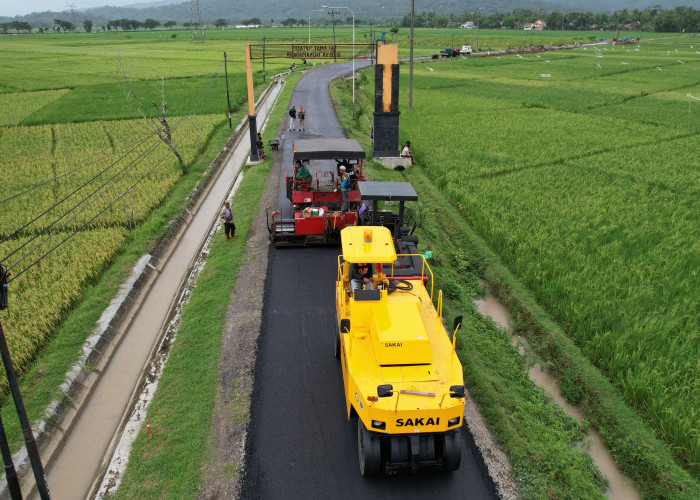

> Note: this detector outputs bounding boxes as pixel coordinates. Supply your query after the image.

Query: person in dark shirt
[288,106,296,130]
[350,262,374,291]
[256,133,267,159]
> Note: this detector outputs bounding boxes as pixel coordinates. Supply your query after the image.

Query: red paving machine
[268,139,367,246]
[267,139,425,276]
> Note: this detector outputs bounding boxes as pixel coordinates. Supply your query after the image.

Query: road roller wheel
[358,420,381,476]
[443,432,461,472]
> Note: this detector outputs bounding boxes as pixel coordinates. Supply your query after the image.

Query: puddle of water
[473,288,639,500]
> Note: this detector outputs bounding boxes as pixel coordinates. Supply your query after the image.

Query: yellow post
[244,44,259,161]
[377,44,398,112]
[245,43,255,116]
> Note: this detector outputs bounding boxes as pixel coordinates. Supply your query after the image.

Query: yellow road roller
[335,225,465,475]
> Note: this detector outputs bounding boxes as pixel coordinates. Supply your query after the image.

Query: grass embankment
[329,48,699,497]
[114,72,300,497]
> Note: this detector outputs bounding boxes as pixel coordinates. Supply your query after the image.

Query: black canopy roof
[357,182,418,201]
[293,139,366,160]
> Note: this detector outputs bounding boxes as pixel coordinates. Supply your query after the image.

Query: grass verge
[112,156,271,498]
[331,71,699,498]
[112,71,301,497]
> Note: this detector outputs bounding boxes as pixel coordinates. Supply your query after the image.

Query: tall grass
[400,40,700,474]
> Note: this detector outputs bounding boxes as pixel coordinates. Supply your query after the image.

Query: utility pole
[327,8,341,62]
[224,52,232,129]
[0,318,51,499]
[66,3,77,31]
[0,413,22,500]
[561,15,565,44]
[189,0,205,43]
[476,9,480,51]
[408,0,414,111]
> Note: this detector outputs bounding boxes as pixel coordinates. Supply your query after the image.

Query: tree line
[2,6,698,34]
[401,6,700,32]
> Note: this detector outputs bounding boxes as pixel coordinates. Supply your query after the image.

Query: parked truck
[439,48,459,57]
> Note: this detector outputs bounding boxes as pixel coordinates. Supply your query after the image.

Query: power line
[8,147,175,284]
[2,136,162,268]
[2,62,224,279]
[0,132,156,207]
[0,64,223,210]
[2,67,224,269]
[172,62,225,129]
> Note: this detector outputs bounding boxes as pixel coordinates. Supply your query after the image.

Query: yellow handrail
[337,253,436,303]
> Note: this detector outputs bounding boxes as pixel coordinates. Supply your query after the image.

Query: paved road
[242,62,497,499]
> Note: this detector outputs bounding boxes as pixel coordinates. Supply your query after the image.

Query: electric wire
[0,128,161,247]
[2,63,224,274]
[0,61,223,211]
[0,151,111,207]
[2,135,162,268]
[0,120,174,207]
[8,146,174,283]
[171,62,225,130]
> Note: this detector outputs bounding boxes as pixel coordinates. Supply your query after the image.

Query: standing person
[220,201,237,240]
[298,106,306,131]
[339,165,351,212]
[288,105,296,130]
[256,133,266,159]
[302,58,307,69]
[346,163,358,187]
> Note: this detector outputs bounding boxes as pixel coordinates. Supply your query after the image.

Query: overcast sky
[0,0,143,17]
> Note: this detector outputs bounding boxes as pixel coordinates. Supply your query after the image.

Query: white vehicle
[461,45,473,55]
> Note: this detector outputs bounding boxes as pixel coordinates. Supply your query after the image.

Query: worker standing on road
[220,201,237,240]
[298,106,306,131]
[289,105,297,130]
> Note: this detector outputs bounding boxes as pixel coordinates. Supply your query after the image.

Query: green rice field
[398,36,700,474]
[0,30,264,379]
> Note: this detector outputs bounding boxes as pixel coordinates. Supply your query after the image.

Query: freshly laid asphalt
[241,62,497,499]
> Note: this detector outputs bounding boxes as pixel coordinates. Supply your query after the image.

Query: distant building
[460,21,475,29]
[524,20,546,30]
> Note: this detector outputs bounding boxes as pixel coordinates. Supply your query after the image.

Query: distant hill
[1,0,694,29]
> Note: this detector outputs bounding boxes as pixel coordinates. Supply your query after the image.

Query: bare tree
[117,56,187,174]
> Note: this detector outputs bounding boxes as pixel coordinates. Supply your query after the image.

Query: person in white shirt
[401,141,414,164]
